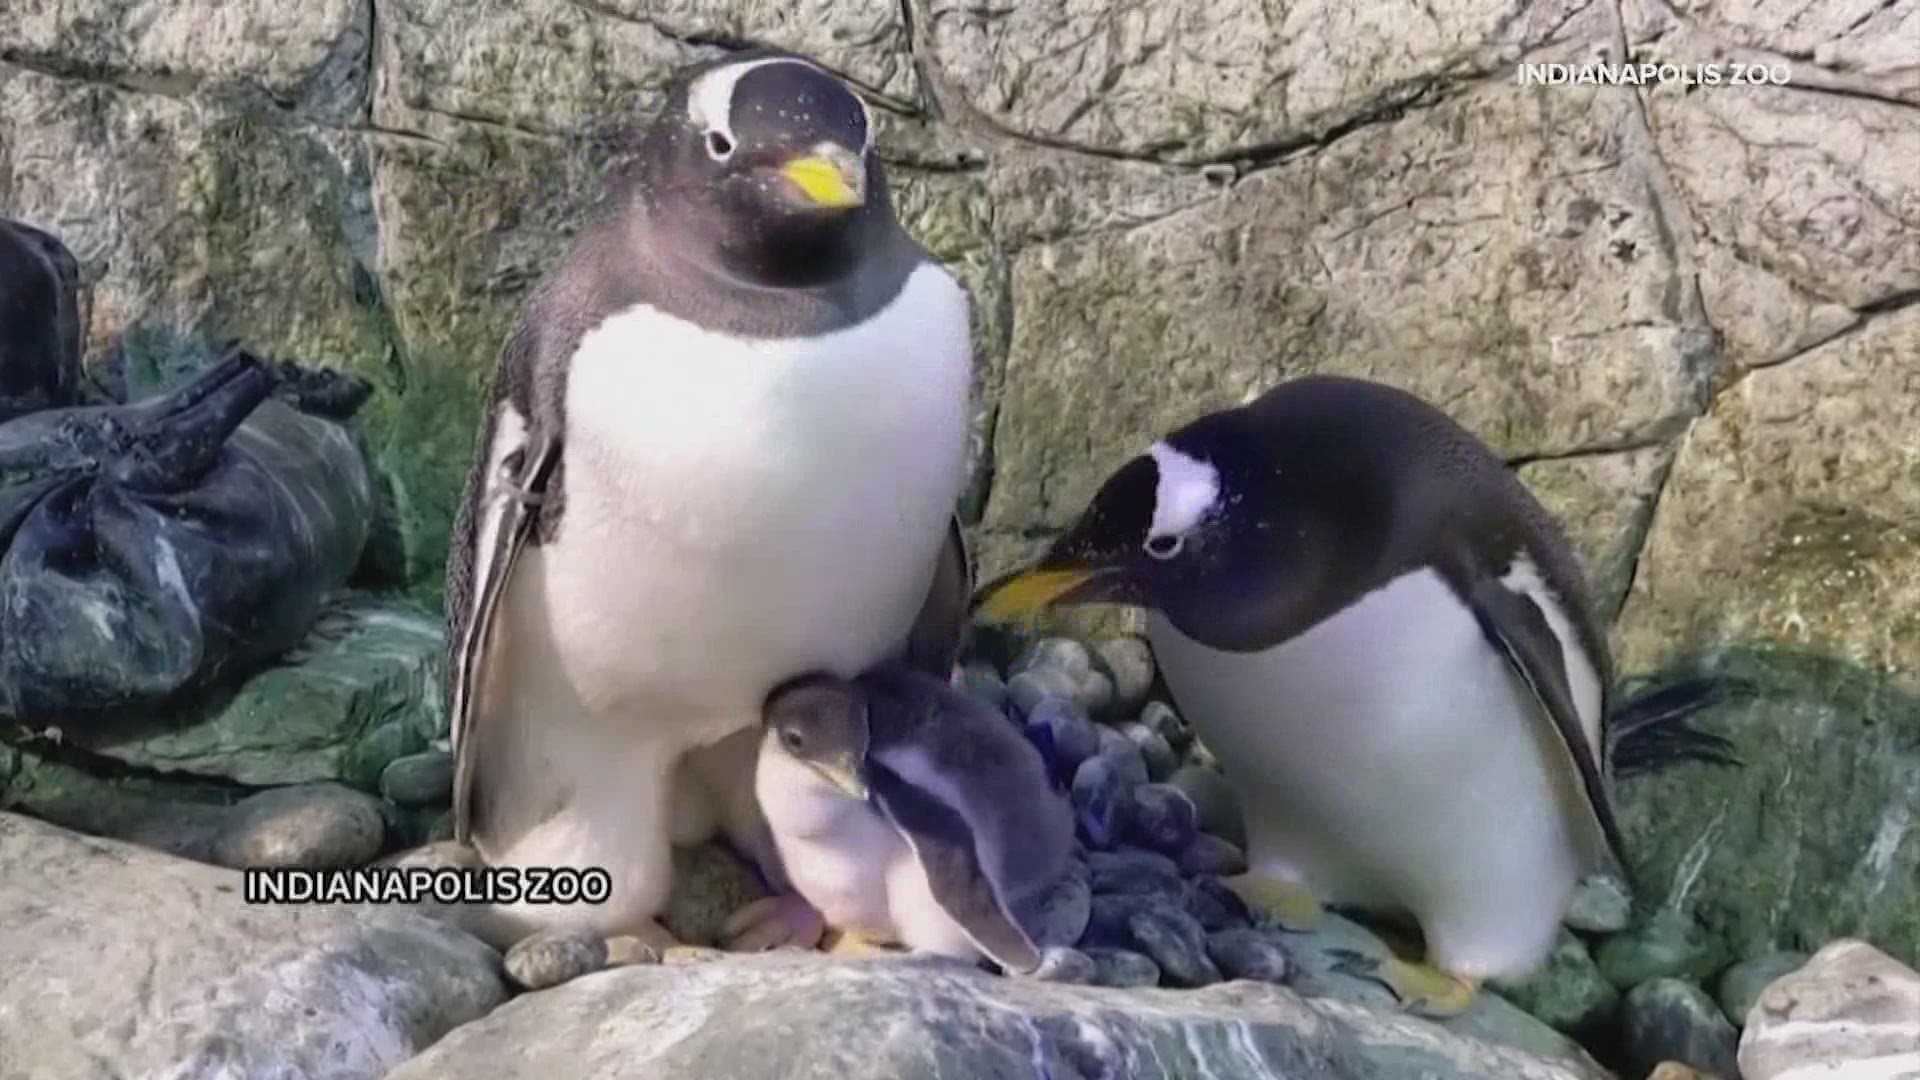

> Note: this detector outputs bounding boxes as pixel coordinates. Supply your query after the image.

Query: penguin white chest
[1149,568,1592,980]
[538,263,971,735]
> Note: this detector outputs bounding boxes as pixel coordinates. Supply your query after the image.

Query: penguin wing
[869,762,1043,974]
[446,385,562,846]
[900,515,973,677]
[1469,579,1627,871]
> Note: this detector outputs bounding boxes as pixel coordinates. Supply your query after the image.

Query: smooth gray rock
[1014,869,1093,948]
[1491,930,1620,1034]
[1595,910,1723,990]
[1716,951,1806,1028]
[211,782,386,869]
[1071,753,1138,849]
[389,951,1612,1078]
[1,812,505,1076]
[1128,905,1222,987]
[380,748,455,807]
[956,662,1009,711]
[1179,833,1249,877]
[1137,699,1193,751]
[1008,667,1079,715]
[1083,947,1163,988]
[1094,733,1150,786]
[1012,637,1095,679]
[1030,945,1098,984]
[1095,637,1157,715]
[1087,848,1183,897]
[1208,928,1293,984]
[1739,939,1920,1080]
[1185,876,1254,933]
[1620,978,1740,1080]
[1168,764,1246,849]
[1116,721,1179,781]
[1563,874,1633,934]
[1027,696,1102,777]
[504,928,610,991]
[1125,783,1199,855]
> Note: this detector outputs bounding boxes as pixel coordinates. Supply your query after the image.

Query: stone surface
[1595,910,1724,991]
[0,812,505,1075]
[1739,938,1920,1080]
[1168,764,1247,850]
[1096,637,1158,715]
[1617,308,1920,679]
[1206,927,1292,985]
[1564,875,1634,934]
[1716,951,1806,1029]
[1518,445,1677,623]
[502,928,611,991]
[381,748,456,807]
[391,951,1611,1079]
[1615,650,1920,969]
[662,842,770,947]
[1491,930,1619,1035]
[1620,978,1741,1080]
[211,782,387,869]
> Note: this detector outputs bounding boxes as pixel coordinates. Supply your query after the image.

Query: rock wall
[1,0,1915,678]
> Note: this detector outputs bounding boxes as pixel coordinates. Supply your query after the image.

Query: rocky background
[1,0,1917,1078]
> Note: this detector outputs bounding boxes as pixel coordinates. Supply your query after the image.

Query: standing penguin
[756,663,1074,973]
[975,374,1645,1015]
[446,50,974,949]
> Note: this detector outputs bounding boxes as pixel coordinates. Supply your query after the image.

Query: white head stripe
[687,56,845,145]
[1147,441,1220,539]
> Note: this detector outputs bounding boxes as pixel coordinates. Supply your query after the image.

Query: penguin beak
[813,754,870,801]
[972,563,1131,624]
[779,145,866,210]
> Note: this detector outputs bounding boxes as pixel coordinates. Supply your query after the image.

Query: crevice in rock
[2,731,261,796]
[1608,429,1686,628]
[1507,428,1685,467]
[0,50,203,102]
[1719,287,1920,387]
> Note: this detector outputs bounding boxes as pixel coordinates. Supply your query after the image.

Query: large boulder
[1739,939,1920,1080]
[0,812,506,1076]
[391,951,1610,1080]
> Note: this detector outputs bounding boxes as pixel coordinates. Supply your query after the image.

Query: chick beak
[779,144,866,210]
[816,754,869,801]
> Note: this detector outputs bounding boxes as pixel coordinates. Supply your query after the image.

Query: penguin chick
[975,374,1642,1015]
[757,663,1074,973]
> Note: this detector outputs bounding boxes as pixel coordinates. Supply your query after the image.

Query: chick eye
[780,728,804,753]
[706,130,735,160]
[1144,534,1183,560]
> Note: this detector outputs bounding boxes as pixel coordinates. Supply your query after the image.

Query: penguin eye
[780,728,804,753]
[1144,534,1183,560]
[705,130,735,160]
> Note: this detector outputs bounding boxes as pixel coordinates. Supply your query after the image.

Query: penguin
[444,49,974,950]
[973,374,1655,1015]
[756,662,1075,973]
[0,216,82,422]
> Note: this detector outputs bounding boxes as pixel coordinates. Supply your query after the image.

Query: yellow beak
[780,153,865,209]
[972,568,1099,625]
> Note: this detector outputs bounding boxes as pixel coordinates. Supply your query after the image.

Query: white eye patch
[1147,441,1220,546]
[685,56,871,153]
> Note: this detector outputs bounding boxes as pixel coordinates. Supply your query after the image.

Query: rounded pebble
[1093,734,1149,786]
[1072,755,1137,849]
[1128,906,1222,987]
[1096,638,1157,714]
[503,928,608,991]
[1177,833,1248,877]
[1030,946,1098,984]
[1184,876,1253,932]
[1082,894,1162,949]
[212,783,386,869]
[1207,928,1292,984]
[1087,848,1183,893]
[1136,700,1191,751]
[1564,874,1633,934]
[1027,697,1102,778]
[379,749,454,807]
[1124,783,1199,855]
[1716,951,1807,1027]
[1490,929,1619,1034]
[1008,668,1080,715]
[1084,947,1161,988]
[1013,637,1095,679]
[1620,978,1740,1080]
[340,720,427,793]
[1015,871,1093,947]
[1116,722,1179,781]
[956,663,1009,711]
[1596,910,1721,989]
[1166,765,1245,849]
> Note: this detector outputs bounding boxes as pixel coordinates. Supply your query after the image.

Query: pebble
[1030,946,1098,984]
[1166,765,1245,849]
[1206,928,1292,984]
[1183,739,1221,771]
[1184,876,1253,933]
[1093,733,1150,786]
[1025,697,1102,777]
[1007,668,1080,716]
[662,945,727,965]
[1136,700,1191,751]
[1082,894,1163,949]
[1489,929,1619,1034]
[1012,637,1095,679]
[956,663,1009,712]
[1715,950,1806,1027]
[1084,947,1161,988]
[503,929,609,991]
[1620,978,1740,1080]
[1563,874,1633,934]
[1595,910,1722,989]
[1071,754,1138,849]
[1095,638,1156,715]
[1177,833,1248,878]
[1015,871,1093,947]
[340,720,426,793]
[1115,722,1179,781]
[212,783,386,869]
[1010,638,1115,714]
[1087,848,1185,899]
[378,749,454,807]
[1127,906,1221,987]
[1123,783,1198,855]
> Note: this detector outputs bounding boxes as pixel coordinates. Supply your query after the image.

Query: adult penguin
[445,49,974,950]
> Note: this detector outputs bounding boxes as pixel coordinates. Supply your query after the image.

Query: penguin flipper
[1468,580,1628,874]
[869,763,1042,974]
[900,515,973,677]
[447,420,561,847]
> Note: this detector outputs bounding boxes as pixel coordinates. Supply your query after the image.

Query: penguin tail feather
[1605,677,1744,778]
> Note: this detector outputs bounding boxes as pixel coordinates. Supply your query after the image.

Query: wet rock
[381,749,455,807]
[1086,848,1183,898]
[1715,951,1806,1028]
[1025,697,1102,777]
[342,720,429,793]
[1137,700,1193,752]
[1029,946,1098,984]
[1739,939,1920,1080]
[1178,833,1249,878]
[1009,638,1114,714]
[211,783,385,869]
[1095,637,1156,715]
[1596,910,1722,990]
[1014,870,1092,948]
[1167,764,1246,849]
[1491,930,1620,1034]
[1083,947,1161,988]
[1185,876,1254,933]
[1123,783,1199,855]
[1007,668,1080,715]
[504,929,610,991]
[1071,754,1137,850]
[1093,733,1150,786]
[1621,979,1740,1080]
[1012,637,1095,679]
[1115,722,1179,781]
[1128,906,1221,987]
[1207,928,1292,984]
[1081,894,1164,950]
[956,663,1009,712]
[1564,875,1633,934]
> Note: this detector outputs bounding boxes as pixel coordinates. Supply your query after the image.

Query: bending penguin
[975,374,1718,1015]
[446,50,974,949]
[757,662,1074,972]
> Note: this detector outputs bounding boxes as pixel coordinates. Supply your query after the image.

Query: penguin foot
[1326,949,1479,1018]
[1223,874,1325,932]
[821,929,898,958]
[719,892,827,952]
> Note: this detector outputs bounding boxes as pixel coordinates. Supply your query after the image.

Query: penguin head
[640,51,888,288]
[764,672,872,801]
